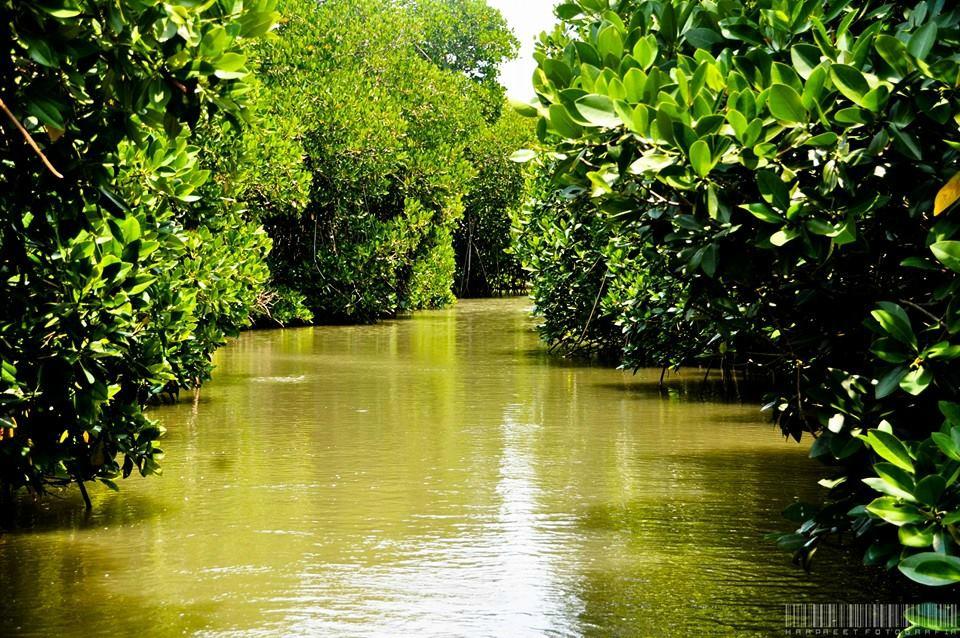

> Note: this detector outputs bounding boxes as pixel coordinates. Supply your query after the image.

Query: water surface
[0,298,906,636]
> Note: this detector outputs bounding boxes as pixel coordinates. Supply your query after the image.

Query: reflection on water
[0,298,911,637]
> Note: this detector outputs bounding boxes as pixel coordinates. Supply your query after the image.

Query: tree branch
[0,96,64,179]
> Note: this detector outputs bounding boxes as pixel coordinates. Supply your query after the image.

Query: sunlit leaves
[767,84,807,124]
[548,104,584,137]
[874,35,913,78]
[688,140,714,178]
[1,0,278,496]
[523,0,960,609]
[866,497,925,526]
[899,553,960,587]
[866,429,916,473]
[871,303,917,348]
[509,149,537,163]
[633,35,658,70]
[597,25,623,60]
[930,241,960,272]
[829,64,870,105]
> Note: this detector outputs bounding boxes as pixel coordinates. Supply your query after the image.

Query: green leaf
[899,552,960,587]
[871,337,911,363]
[873,462,917,499]
[757,171,790,210]
[876,366,908,399]
[597,25,624,60]
[866,496,925,526]
[860,86,888,113]
[890,127,922,160]
[900,367,933,396]
[907,22,938,61]
[767,84,807,125]
[870,302,916,347]
[700,243,718,277]
[933,433,960,463]
[213,52,247,79]
[26,38,58,68]
[127,276,155,296]
[511,101,539,118]
[874,35,913,77]
[770,228,799,246]
[39,3,82,18]
[509,149,537,163]
[804,132,837,147]
[688,140,713,178]
[632,35,658,70]
[835,107,871,126]
[864,430,914,473]
[543,59,572,88]
[622,68,646,102]
[829,64,870,104]
[684,28,723,50]
[119,216,141,244]
[740,202,781,224]
[554,3,582,20]
[575,95,622,128]
[941,404,960,425]
[628,153,675,175]
[726,109,747,139]
[914,475,946,506]
[930,241,960,273]
[547,104,584,138]
[862,477,914,502]
[790,44,822,80]
[26,97,65,130]
[899,525,935,548]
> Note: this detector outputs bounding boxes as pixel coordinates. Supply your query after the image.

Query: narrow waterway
[0,298,907,637]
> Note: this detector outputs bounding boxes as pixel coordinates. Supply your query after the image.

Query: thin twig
[898,298,946,328]
[572,273,607,350]
[0,96,64,179]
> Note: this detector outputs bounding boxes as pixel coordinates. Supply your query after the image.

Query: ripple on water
[0,298,917,638]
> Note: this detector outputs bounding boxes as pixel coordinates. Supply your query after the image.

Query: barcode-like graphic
[784,604,959,631]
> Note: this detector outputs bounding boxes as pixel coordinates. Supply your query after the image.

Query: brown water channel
[0,298,909,637]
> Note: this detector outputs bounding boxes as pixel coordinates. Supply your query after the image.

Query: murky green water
[0,298,909,637]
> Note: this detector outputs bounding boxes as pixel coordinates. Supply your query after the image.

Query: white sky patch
[487,0,558,100]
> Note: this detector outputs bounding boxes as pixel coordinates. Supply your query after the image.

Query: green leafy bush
[510,173,625,356]
[0,0,277,500]
[516,0,960,598]
[456,109,535,297]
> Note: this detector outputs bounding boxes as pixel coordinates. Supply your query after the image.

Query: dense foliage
[0,0,278,502]
[456,109,535,297]
[515,0,960,603]
[254,0,520,322]
[0,0,530,502]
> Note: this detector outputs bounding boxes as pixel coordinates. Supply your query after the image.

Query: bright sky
[488,0,558,100]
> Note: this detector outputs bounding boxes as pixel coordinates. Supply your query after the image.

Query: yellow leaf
[59,430,69,443]
[82,431,90,444]
[934,171,960,216]
[45,125,64,142]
